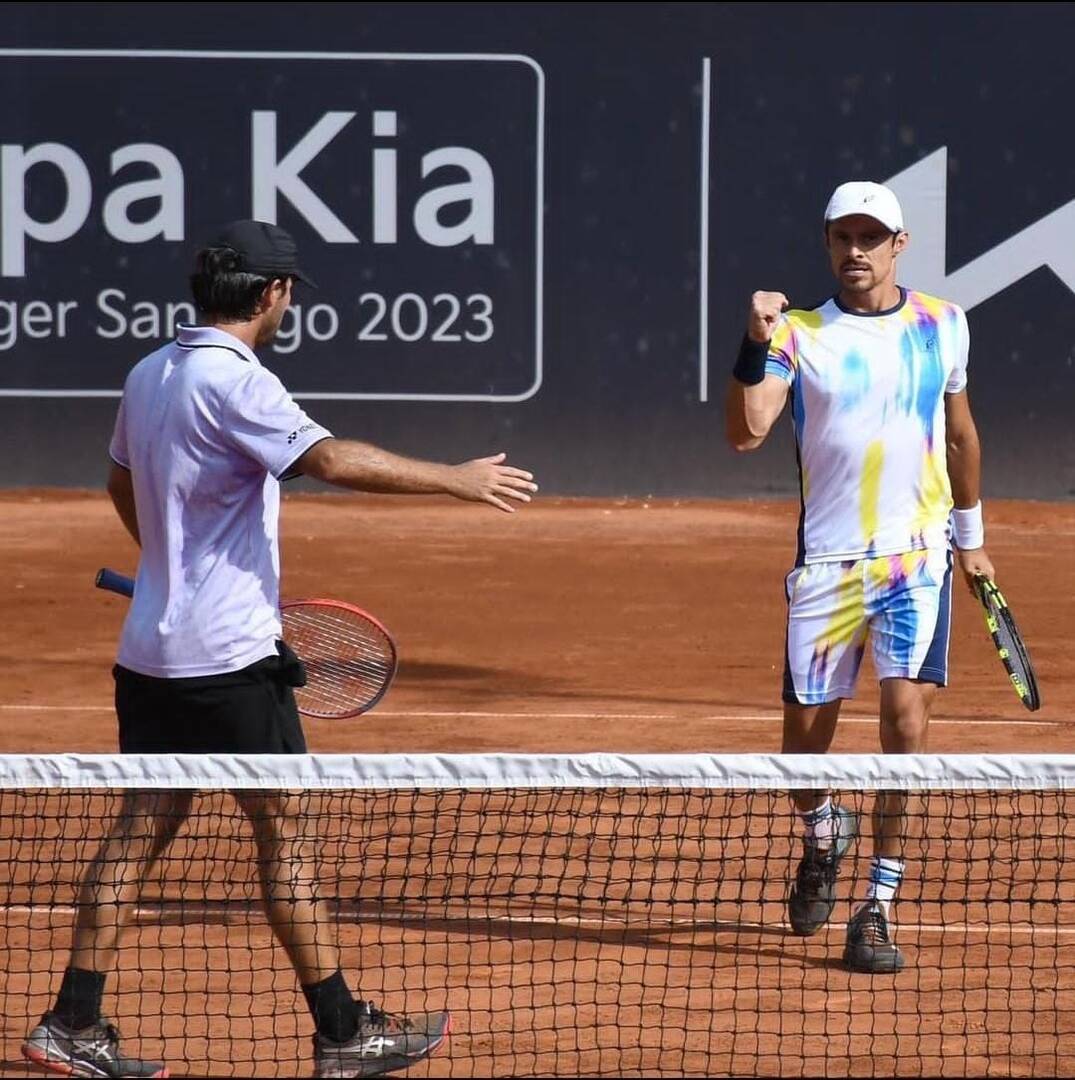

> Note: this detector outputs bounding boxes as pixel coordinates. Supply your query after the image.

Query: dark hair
[189,246,276,320]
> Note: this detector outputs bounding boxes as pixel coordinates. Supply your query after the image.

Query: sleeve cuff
[765,359,793,383]
[275,432,334,481]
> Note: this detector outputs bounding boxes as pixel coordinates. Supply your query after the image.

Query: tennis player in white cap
[726,181,995,973]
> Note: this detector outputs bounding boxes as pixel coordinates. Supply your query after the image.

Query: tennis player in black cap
[22,222,537,1079]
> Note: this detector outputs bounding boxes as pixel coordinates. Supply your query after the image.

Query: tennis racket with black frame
[94,568,397,718]
[973,574,1041,712]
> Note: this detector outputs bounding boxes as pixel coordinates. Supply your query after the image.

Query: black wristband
[732,334,770,386]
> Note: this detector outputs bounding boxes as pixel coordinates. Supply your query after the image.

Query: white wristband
[951,501,984,550]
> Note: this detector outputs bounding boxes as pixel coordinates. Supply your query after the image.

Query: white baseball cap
[824,181,904,233]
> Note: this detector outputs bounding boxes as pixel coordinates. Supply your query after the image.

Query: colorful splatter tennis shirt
[766,288,969,565]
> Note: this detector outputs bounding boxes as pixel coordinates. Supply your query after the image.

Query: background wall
[4,2,1073,497]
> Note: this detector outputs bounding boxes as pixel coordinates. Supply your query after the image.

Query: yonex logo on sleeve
[288,423,317,445]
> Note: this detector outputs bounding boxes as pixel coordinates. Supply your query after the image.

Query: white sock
[800,798,836,848]
[865,856,904,917]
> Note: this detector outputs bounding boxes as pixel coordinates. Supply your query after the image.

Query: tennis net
[1,752,1073,1077]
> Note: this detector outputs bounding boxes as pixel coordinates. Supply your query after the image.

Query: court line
[0,704,1060,727]
[377,713,1060,728]
[1,904,1071,936]
[1,705,113,712]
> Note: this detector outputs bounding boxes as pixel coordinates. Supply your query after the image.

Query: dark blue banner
[1,51,540,398]
[3,3,1073,498]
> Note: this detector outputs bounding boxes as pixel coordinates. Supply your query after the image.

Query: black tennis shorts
[115,641,307,753]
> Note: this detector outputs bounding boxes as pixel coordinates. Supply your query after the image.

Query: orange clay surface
[0,492,1073,1077]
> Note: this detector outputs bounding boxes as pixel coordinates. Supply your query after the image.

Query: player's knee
[880,710,929,752]
[781,728,833,754]
[782,701,840,754]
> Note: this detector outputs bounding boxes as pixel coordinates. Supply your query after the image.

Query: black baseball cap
[212,220,317,288]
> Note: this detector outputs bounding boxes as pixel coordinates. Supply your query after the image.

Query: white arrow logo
[359,1036,396,1057]
[886,147,1075,310]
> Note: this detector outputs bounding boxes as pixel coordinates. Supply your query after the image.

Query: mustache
[841,262,870,271]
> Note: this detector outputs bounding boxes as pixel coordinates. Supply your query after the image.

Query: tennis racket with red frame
[95,568,397,718]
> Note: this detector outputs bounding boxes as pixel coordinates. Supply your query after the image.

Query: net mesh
[1,753,1073,1078]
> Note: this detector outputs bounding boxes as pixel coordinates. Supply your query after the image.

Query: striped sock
[801,798,837,849]
[865,855,905,917]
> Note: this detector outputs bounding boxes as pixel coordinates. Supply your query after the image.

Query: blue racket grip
[95,567,135,598]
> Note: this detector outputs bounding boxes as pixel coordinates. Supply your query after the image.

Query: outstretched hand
[448,453,538,513]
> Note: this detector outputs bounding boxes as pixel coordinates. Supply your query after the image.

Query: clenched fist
[747,291,789,344]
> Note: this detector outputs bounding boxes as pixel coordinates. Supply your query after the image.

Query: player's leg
[234,789,449,1079]
[232,788,342,984]
[783,699,844,846]
[875,675,935,868]
[782,560,868,935]
[23,789,190,1078]
[215,663,373,1059]
[842,678,935,973]
[784,698,855,830]
[844,549,951,973]
[783,701,861,935]
[68,789,194,973]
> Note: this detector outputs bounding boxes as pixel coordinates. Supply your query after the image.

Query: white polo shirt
[109,324,332,678]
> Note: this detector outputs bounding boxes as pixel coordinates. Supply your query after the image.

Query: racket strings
[282,606,396,717]
[997,612,1036,692]
[979,584,1040,709]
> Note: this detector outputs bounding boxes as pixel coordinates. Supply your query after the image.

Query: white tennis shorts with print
[782,548,953,706]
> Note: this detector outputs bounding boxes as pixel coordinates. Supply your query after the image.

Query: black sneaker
[21,1013,168,1078]
[843,900,905,973]
[313,1002,450,1078]
[787,806,859,936]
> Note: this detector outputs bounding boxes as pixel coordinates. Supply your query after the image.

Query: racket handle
[95,567,135,598]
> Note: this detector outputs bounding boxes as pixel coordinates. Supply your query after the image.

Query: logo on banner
[887,147,1075,310]
[1,51,543,401]
[1,110,494,277]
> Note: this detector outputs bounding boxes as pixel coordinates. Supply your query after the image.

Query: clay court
[1,492,1074,1077]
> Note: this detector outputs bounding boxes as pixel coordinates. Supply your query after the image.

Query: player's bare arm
[296,438,538,514]
[106,461,140,546]
[945,389,994,590]
[725,291,791,451]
